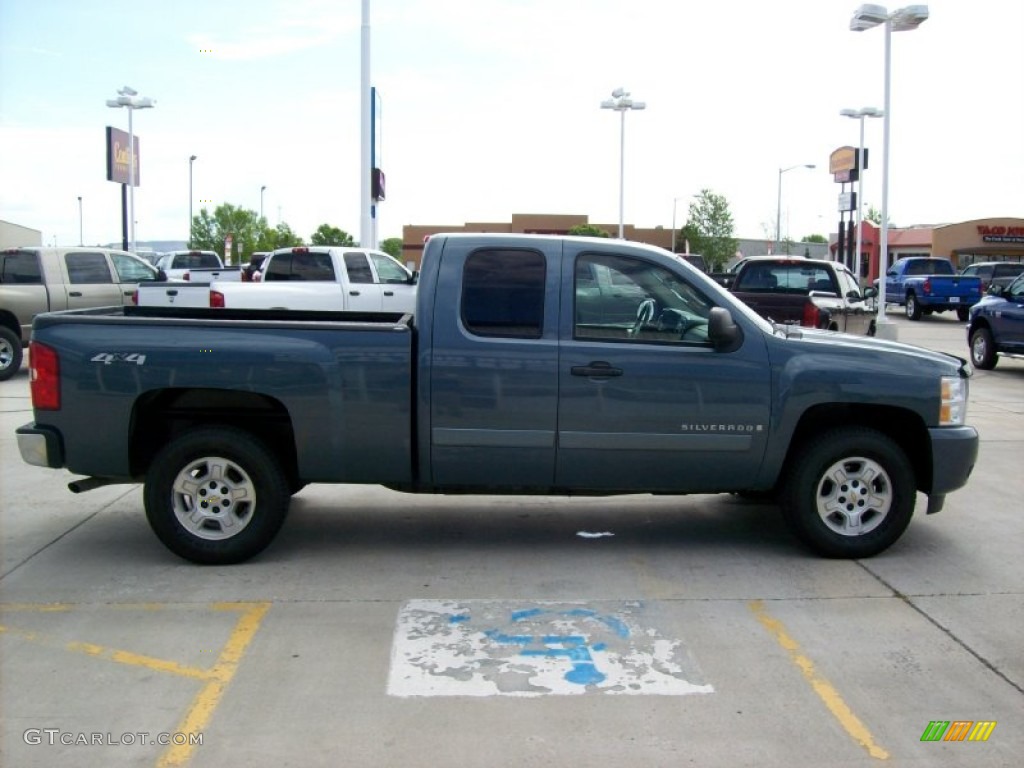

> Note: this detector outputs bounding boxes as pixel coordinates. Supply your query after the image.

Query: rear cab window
[0,250,43,284]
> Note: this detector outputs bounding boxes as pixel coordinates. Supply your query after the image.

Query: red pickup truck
[730,257,876,335]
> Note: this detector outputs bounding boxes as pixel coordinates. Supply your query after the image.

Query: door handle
[383,290,394,296]
[571,361,623,378]
[69,291,82,297]
[349,291,360,296]
[167,289,179,296]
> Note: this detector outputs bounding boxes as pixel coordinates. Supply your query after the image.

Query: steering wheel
[630,299,656,337]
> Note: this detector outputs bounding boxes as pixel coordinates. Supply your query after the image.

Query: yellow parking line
[749,600,890,761]
[156,601,271,767]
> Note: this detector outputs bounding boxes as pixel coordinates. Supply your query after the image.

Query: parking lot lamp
[775,164,815,254]
[850,4,929,338]
[840,107,884,287]
[188,155,196,247]
[601,88,645,239]
[106,86,155,254]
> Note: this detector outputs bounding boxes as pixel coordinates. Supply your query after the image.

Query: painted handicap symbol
[468,607,630,687]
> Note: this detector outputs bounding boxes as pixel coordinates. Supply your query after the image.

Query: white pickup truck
[153,250,242,282]
[136,246,417,313]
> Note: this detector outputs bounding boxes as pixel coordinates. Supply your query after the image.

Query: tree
[310,224,356,246]
[679,189,737,271]
[380,237,403,260]
[263,222,304,251]
[191,204,266,263]
[567,224,610,238]
[801,234,828,244]
[865,205,894,227]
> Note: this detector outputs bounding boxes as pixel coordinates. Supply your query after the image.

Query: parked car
[729,257,876,335]
[155,250,241,282]
[0,246,164,379]
[967,273,1024,369]
[877,257,983,321]
[959,261,1024,294]
[675,253,708,273]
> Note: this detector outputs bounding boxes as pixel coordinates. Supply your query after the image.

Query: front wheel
[144,427,290,564]
[969,327,998,370]
[905,293,922,320]
[781,428,915,558]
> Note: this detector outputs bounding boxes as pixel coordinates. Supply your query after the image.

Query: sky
[1,0,1022,251]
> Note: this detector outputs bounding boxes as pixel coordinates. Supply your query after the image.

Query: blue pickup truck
[17,234,978,564]
[967,273,1024,369]
[879,257,983,321]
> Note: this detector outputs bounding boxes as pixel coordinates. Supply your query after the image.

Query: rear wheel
[0,326,22,381]
[969,327,998,370]
[956,306,970,322]
[781,428,915,558]
[144,427,290,564]
[905,293,922,320]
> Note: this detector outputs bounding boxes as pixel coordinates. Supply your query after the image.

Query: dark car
[967,273,1024,369]
[959,261,1024,294]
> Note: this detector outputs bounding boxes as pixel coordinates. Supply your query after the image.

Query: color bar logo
[921,721,997,742]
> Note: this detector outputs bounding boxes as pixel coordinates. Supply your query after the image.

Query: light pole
[775,164,815,254]
[851,4,929,339]
[261,185,267,220]
[188,155,196,247]
[840,107,884,287]
[600,88,645,239]
[77,196,83,246]
[106,86,155,254]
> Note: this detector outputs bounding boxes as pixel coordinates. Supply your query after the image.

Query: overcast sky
[1,0,1021,250]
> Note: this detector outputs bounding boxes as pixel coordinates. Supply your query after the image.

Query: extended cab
[729,257,876,335]
[879,257,982,321]
[0,247,163,380]
[17,234,977,564]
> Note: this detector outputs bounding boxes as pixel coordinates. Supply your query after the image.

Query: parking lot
[1,311,1022,767]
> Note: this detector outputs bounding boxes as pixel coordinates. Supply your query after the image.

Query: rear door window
[462,249,545,338]
[65,252,114,284]
[343,253,375,284]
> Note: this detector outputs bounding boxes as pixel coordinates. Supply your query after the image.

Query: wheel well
[968,317,992,336]
[129,388,299,484]
[0,311,23,342]
[781,404,931,493]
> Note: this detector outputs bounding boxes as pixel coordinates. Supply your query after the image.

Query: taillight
[802,301,821,328]
[210,291,225,308]
[922,278,932,295]
[29,341,60,410]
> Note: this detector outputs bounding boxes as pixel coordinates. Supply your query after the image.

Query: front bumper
[16,422,64,469]
[928,425,978,496]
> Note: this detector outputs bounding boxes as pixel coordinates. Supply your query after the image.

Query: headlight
[940,375,967,426]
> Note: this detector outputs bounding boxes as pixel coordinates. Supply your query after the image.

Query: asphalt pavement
[1,310,1021,768]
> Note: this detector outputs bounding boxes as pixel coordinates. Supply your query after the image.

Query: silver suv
[0,247,162,379]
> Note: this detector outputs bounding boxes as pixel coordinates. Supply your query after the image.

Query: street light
[261,185,267,220]
[775,164,815,254]
[851,4,929,338]
[600,88,645,239]
[77,196,83,246]
[840,107,884,286]
[188,155,197,247]
[106,86,155,254]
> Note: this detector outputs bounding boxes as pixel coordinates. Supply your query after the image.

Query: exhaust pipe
[68,476,122,494]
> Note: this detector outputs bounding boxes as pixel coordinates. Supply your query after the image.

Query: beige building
[0,220,43,250]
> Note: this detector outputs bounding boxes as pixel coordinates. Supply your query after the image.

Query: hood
[769,323,971,375]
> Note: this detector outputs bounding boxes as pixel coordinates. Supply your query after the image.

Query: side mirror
[156,269,168,282]
[862,287,877,300]
[987,284,1004,296]
[410,270,420,285]
[708,307,743,352]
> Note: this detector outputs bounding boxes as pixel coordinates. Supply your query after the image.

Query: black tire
[956,306,970,322]
[905,293,922,320]
[969,327,998,370]
[0,326,23,382]
[144,426,290,564]
[781,427,915,558]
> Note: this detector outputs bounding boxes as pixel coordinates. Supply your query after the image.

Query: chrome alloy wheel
[171,456,256,540]
[814,456,892,537]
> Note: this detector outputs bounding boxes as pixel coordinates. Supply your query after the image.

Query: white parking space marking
[388,599,714,697]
